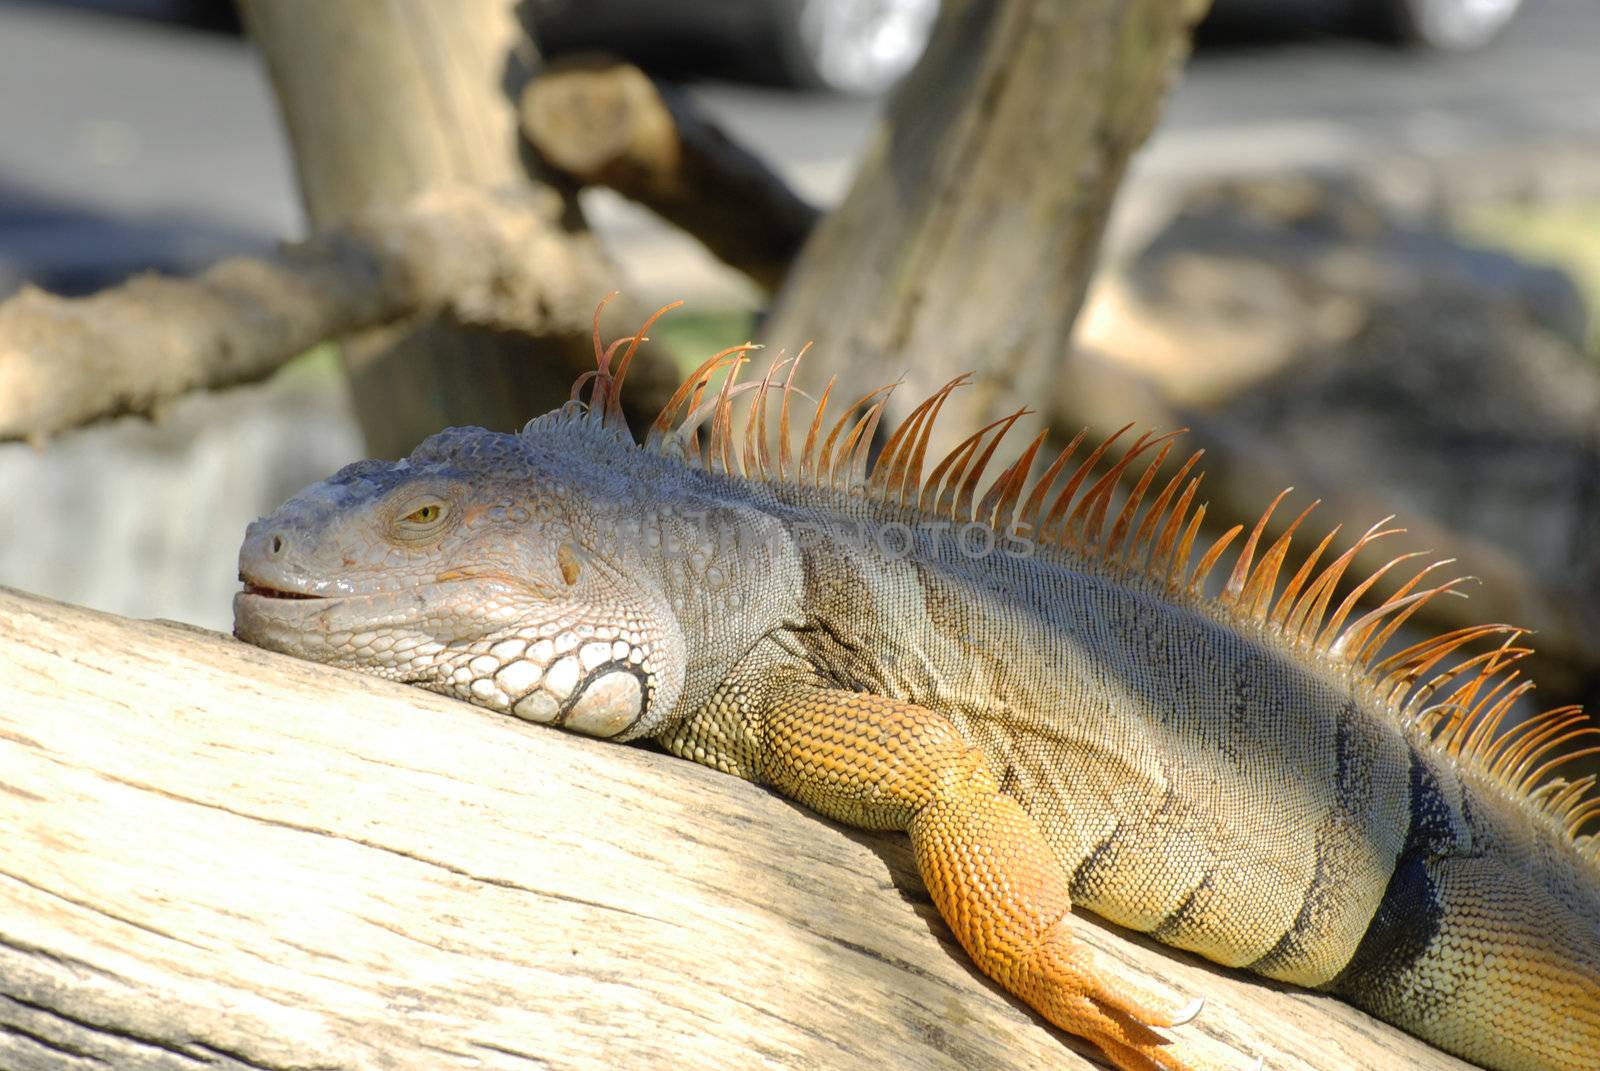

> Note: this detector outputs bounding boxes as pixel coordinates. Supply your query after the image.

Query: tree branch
[520,54,820,292]
[760,0,1212,454]
[0,185,668,445]
[0,585,1469,1070]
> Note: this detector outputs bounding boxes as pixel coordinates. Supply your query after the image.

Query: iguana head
[234,420,687,741]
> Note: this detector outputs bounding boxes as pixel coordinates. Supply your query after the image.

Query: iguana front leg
[755,684,1241,1071]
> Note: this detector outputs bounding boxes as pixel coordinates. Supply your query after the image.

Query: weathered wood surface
[0,586,1467,1070]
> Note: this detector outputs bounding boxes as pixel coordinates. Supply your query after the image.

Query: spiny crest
[581,301,1600,852]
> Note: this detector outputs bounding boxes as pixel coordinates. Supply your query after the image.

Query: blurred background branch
[236,0,682,458]
[521,53,821,293]
[0,185,638,442]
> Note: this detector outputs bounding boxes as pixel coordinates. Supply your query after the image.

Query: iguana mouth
[241,581,325,600]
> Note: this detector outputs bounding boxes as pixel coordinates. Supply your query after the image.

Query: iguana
[234,301,1600,1071]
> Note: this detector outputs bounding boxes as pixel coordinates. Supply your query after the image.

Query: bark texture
[238,0,673,458]
[521,54,820,292]
[761,0,1211,447]
[0,586,1471,1071]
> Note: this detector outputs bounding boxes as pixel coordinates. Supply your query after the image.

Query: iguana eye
[392,497,451,540]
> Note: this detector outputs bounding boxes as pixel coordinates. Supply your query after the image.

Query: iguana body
[235,306,1600,1071]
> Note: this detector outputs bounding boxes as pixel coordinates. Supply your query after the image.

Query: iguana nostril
[269,533,285,555]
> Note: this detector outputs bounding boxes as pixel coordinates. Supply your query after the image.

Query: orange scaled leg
[759,686,1256,1071]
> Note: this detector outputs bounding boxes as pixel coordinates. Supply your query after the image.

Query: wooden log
[520,55,821,292]
[0,586,1468,1071]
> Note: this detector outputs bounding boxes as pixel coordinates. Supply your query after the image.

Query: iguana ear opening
[557,542,583,586]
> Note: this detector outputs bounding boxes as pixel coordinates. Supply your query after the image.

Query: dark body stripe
[1326,750,1454,1014]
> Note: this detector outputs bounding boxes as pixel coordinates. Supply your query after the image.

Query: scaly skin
[236,362,1600,1071]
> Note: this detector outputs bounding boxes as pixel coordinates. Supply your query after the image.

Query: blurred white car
[1365,0,1525,50]
[1212,0,1525,51]
[529,0,942,96]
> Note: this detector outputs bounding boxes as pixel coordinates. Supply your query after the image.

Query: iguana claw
[1168,996,1205,1026]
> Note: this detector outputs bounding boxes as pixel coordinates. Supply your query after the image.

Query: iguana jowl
[234,302,1600,1071]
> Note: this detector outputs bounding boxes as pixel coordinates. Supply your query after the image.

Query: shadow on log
[0,588,1473,1070]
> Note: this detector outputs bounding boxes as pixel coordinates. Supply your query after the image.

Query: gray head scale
[234,421,686,742]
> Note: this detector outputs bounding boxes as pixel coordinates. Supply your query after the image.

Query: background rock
[1079,174,1600,705]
